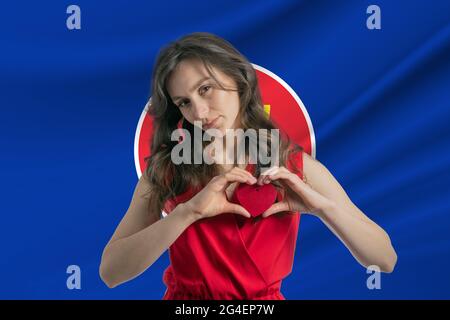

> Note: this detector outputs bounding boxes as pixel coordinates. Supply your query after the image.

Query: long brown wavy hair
[143,32,303,218]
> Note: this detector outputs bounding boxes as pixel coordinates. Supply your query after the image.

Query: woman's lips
[203,116,221,130]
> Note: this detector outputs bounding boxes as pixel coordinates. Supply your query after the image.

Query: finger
[225,172,256,185]
[263,175,273,184]
[259,166,296,185]
[222,174,249,188]
[276,166,290,173]
[262,201,290,218]
[216,173,253,192]
[230,167,257,182]
[276,167,308,185]
[258,166,279,185]
[266,171,302,190]
[213,174,245,191]
[224,202,251,218]
[260,166,279,176]
[236,170,257,184]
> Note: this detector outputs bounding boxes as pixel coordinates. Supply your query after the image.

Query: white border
[133,65,316,179]
[134,99,150,179]
[251,63,316,160]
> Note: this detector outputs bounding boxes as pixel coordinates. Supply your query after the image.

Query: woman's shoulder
[287,147,328,188]
[286,145,324,186]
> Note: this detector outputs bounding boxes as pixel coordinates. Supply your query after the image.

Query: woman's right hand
[185,167,257,220]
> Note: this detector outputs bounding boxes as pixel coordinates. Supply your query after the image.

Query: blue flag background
[1,0,449,299]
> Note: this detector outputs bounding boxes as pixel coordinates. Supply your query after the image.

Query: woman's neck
[212,124,250,174]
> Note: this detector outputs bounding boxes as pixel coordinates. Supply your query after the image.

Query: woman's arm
[99,166,253,288]
[302,152,397,273]
[99,175,197,288]
[260,152,397,273]
[317,200,397,273]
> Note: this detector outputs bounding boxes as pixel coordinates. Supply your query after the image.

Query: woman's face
[167,59,241,135]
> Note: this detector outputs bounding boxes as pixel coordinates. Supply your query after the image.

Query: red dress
[161,150,304,300]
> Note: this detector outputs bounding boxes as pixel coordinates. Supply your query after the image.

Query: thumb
[262,201,290,218]
[223,202,251,218]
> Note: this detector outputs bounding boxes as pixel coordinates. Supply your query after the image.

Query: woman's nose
[191,99,209,121]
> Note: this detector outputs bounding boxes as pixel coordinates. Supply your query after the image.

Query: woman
[99,32,397,299]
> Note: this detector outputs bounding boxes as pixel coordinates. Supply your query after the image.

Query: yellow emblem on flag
[263,104,271,118]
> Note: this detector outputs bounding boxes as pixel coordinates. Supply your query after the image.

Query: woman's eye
[178,100,189,108]
[199,85,211,95]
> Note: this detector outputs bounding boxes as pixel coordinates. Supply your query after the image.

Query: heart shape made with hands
[232,182,278,218]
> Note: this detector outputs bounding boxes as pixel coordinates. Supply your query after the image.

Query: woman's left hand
[257,166,335,218]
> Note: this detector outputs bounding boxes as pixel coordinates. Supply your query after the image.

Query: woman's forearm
[318,203,397,273]
[99,203,197,288]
